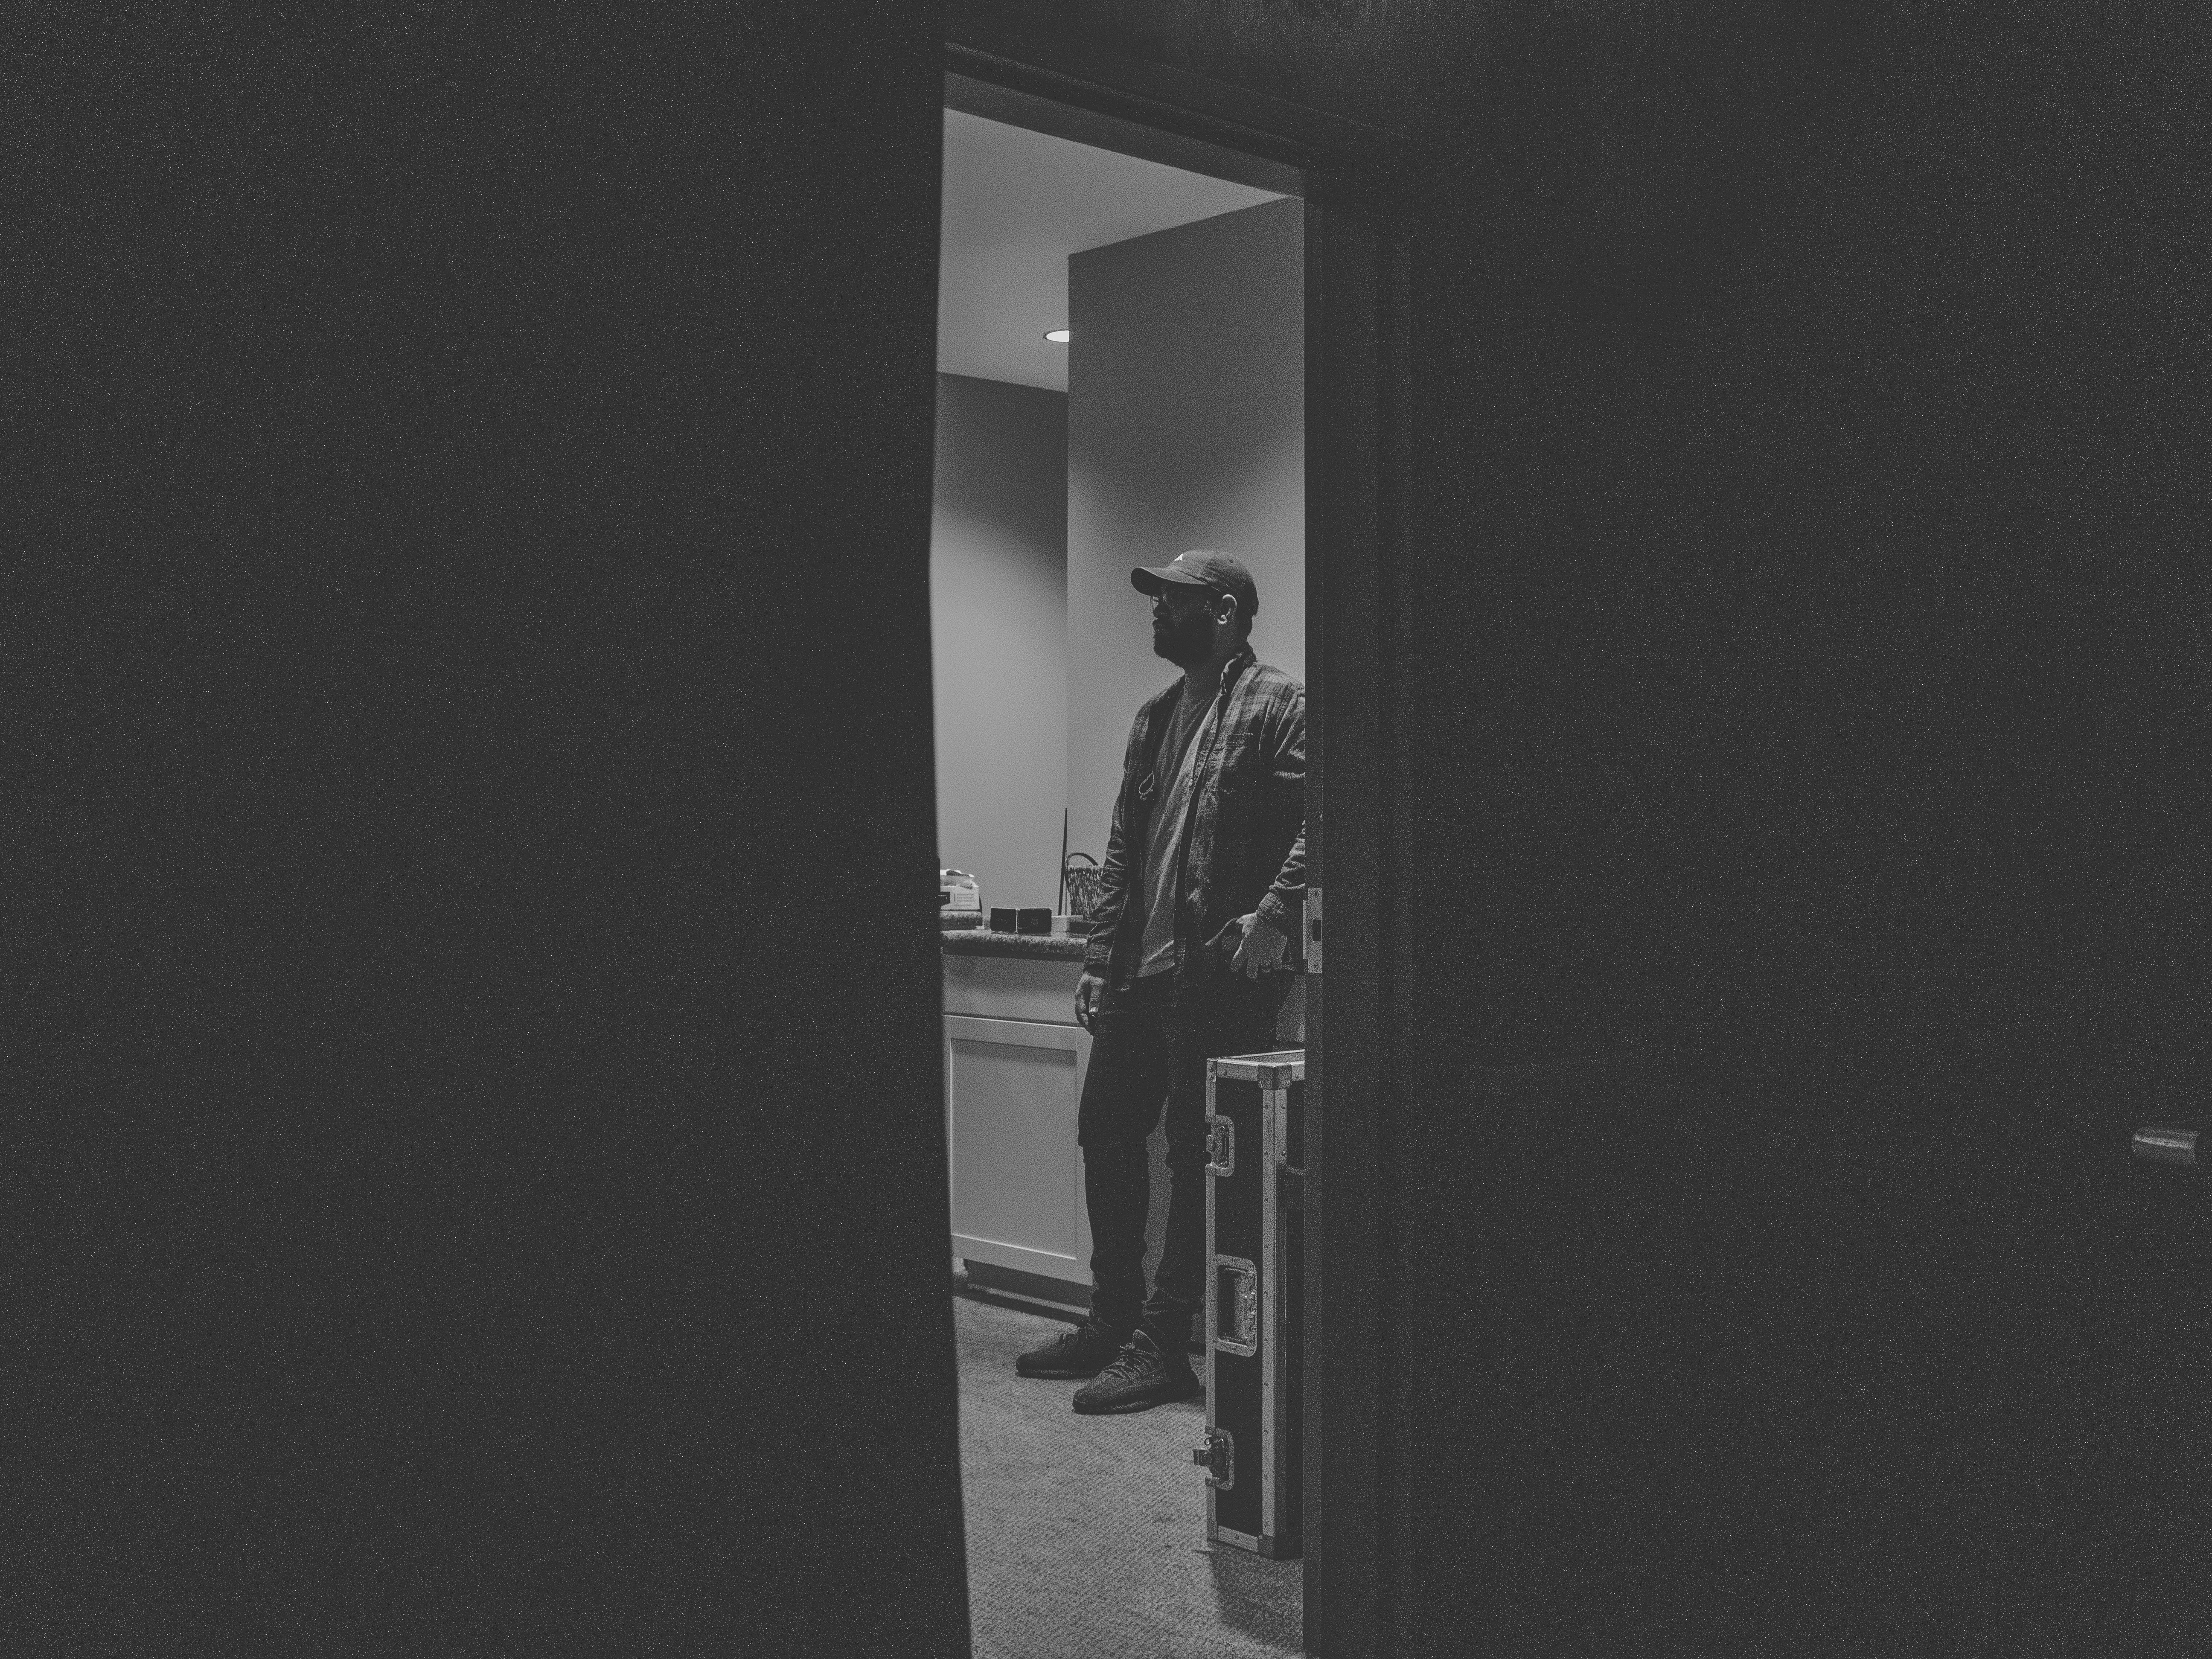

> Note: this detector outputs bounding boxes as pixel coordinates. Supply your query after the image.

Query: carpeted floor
[953,1295,1304,1659]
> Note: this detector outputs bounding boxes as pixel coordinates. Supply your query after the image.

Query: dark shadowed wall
[5,7,966,1655]
[963,2,2211,1655]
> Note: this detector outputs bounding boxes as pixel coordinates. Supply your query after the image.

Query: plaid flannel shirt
[1083,645,1306,989]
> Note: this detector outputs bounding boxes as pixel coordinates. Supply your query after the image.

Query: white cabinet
[941,946,1301,1297]
[943,1012,1093,1288]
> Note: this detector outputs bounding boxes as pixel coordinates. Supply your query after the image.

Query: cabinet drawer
[942,952,1086,1025]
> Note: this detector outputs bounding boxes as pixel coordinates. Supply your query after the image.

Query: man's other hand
[1075,972,1107,1030]
[1225,914,1289,979]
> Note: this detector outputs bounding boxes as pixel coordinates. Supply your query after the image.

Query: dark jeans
[1077,967,1295,1347]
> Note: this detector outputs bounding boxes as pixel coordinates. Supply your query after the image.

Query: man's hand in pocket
[1220,913,1288,980]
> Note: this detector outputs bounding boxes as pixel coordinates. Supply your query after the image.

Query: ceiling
[937,109,1285,394]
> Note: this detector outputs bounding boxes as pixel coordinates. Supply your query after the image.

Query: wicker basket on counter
[1061,853,1105,926]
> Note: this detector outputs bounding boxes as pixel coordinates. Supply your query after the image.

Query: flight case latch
[1204,1114,1235,1176]
[1192,1427,1235,1490]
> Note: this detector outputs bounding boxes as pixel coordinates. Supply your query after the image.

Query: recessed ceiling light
[1043,329,1071,344]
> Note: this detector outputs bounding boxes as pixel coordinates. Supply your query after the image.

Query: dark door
[1932,1073,2212,1655]
[1758,1015,2212,1656]
[1421,1010,2212,1658]
[5,10,968,1655]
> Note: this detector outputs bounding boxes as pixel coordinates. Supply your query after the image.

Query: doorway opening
[934,93,1307,1659]
[930,35,1410,1658]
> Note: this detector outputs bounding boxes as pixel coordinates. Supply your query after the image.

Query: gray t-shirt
[1134,684,1216,978]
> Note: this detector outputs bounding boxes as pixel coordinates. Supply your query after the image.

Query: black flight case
[1193,1048,1304,1557]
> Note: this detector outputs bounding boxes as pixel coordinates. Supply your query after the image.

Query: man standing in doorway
[1017,550,1305,1413]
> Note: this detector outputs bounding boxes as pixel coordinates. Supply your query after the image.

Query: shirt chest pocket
[1209,733,1265,795]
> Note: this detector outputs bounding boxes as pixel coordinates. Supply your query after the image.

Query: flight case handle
[1214,1254,1259,1357]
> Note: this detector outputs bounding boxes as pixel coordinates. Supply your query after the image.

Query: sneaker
[1070,1330,1202,1415]
[1014,1319,1129,1379]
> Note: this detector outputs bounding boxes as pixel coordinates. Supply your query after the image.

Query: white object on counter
[940,868,981,912]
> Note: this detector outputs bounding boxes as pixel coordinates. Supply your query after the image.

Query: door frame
[944,20,1425,1654]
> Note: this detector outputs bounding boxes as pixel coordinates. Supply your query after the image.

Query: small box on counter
[988,907,1054,934]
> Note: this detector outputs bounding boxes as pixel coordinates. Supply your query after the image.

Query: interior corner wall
[931,372,1069,913]
[1065,198,1305,866]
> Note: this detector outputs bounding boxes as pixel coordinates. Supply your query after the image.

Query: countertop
[941,928,1091,961]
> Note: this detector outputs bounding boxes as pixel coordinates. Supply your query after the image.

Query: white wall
[1064,198,1305,867]
[931,373,1069,914]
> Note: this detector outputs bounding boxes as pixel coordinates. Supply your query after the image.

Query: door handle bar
[2132,1119,2204,1168]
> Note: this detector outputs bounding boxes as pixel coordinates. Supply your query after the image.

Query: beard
[1151,607,1214,666]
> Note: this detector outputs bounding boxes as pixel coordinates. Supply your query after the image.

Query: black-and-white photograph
[7,3,2206,1656]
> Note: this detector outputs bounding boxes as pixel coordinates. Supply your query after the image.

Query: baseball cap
[1129,550,1259,623]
